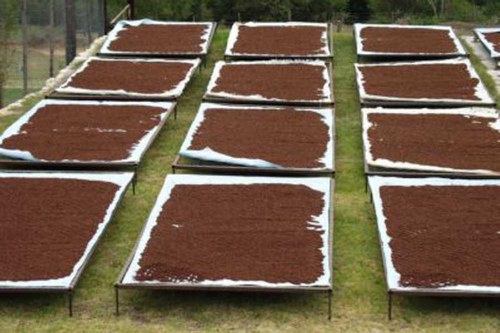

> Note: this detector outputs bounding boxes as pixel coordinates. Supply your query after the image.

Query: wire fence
[1,0,106,108]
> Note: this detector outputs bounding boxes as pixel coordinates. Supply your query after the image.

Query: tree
[0,0,20,108]
[346,0,372,23]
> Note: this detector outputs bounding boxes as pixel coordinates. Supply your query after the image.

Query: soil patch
[0,103,167,162]
[108,23,210,54]
[367,113,500,172]
[483,32,500,53]
[380,185,500,288]
[210,63,329,102]
[63,59,195,95]
[359,63,480,100]
[0,177,119,282]
[134,184,326,284]
[188,107,330,168]
[231,25,328,56]
[360,27,458,54]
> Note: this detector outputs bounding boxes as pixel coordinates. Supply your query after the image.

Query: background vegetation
[108,0,500,23]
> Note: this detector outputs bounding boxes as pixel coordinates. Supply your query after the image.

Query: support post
[388,292,392,321]
[21,0,28,96]
[64,0,77,65]
[132,168,138,195]
[115,287,120,316]
[68,290,73,317]
[328,290,333,321]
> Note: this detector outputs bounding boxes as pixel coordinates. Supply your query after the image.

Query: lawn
[0,28,498,333]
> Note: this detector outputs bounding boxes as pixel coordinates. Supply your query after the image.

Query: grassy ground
[0,29,499,333]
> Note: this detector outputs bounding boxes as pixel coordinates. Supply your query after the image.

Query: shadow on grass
[118,289,329,322]
[397,295,500,319]
[0,292,67,316]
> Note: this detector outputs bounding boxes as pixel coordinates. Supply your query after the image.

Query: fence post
[48,0,55,77]
[86,0,93,46]
[21,0,28,96]
[128,0,136,20]
[65,0,77,65]
[103,0,109,34]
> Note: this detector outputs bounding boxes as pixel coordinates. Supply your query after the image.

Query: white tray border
[179,102,334,169]
[100,19,215,55]
[354,23,466,57]
[362,107,500,175]
[475,27,500,59]
[0,99,175,163]
[0,171,134,288]
[56,57,201,98]
[122,174,332,289]
[369,176,500,294]
[206,60,333,104]
[355,58,494,105]
[225,22,331,58]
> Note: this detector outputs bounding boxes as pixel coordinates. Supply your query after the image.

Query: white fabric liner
[179,103,334,169]
[354,23,466,56]
[355,58,494,105]
[362,107,500,175]
[56,57,201,98]
[0,171,134,289]
[475,27,500,59]
[122,174,332,289]
[225,22,331,58]
[0,99,175,163]
[100,19,215,55]
[369,176,500,294]
[206,60,333,104]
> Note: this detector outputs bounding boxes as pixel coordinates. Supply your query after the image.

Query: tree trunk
[49,0,55,77]
[22,0,28,96]
[86,0,93,46]
[65,0,77,65]
[426,0,438,18]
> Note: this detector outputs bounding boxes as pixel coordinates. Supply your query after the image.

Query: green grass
[2,88,37,107]
[460,37,500,105]
[0,29,499,333]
